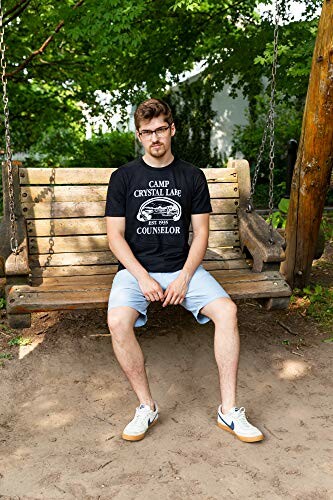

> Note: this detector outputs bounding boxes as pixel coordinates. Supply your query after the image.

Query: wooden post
[281,0,333,288]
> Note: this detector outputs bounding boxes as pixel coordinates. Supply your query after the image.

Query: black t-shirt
[105,157,212,272]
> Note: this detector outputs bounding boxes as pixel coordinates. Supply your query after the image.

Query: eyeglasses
[138,125,171,140]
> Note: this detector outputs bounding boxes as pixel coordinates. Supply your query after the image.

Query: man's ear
[136,130,142,143]
[171,123,176,137]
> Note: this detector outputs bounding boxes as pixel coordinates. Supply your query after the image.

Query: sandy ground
[0,251,332,499]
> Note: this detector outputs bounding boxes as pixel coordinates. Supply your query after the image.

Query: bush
[25,129,135,169]
[66,130,135,168]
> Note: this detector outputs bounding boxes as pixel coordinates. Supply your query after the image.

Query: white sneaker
[122,402,159,441]
[217,405,264,442]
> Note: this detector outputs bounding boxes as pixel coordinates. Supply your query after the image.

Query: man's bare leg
[108,306,155,410]
[200,297,240,414]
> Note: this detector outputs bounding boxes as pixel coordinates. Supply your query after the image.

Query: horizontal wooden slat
[15,270,289,291]
[28,231,240,254]
[31,264,119,278]
[19,167,237,185]
[21,182,239,203]
[7,271,291,313]
[30,258,249,278]
[21,186,107,203]
[203,259,249,270]
[29,251,119,267]
[30,269,283,288]
[19,168,116,185]
[27,215,239,236]
[22,199,239,219]
[29,247,245,268]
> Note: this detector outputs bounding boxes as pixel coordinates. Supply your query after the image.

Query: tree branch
[3,0,29,18]
[5,0,84,78]
[3,0,31,26]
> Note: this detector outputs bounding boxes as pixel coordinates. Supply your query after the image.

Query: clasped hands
[138,271,191,307]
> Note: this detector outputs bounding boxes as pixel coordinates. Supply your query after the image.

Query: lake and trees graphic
[137,197,182,222]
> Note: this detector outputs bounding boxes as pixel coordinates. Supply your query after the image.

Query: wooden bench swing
[0,0,291,329]
[0,160,291,329]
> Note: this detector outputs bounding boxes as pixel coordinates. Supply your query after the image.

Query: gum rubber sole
[122,418,158,441]
[217,421,264,443]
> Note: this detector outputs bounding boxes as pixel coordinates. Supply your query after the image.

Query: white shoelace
[133,407,152,425]
[233,407,252,427]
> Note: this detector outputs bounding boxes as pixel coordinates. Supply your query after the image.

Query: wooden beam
[21,198,239,218]
[281,0,333,288]
[18,167,238,185]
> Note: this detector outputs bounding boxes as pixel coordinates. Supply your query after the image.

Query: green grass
[7,336,32,347]
[291,284,333,332]
[0,353,13,359]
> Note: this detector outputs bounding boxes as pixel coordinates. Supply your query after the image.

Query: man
[105,98,264,443]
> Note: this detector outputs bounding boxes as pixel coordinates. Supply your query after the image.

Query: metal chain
[248,114,269,206]
[247,0,280,245]
[0,1,19,253]
[267,0,280,244]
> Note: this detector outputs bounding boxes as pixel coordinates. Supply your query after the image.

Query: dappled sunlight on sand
[278,359,311,380]
[37,412,74,429]
[19,338,44,360]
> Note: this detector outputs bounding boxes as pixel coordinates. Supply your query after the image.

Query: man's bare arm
[106,217,164,302]
[182,213,210,278]
[162,213,209,306]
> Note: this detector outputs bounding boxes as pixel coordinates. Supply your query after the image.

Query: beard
[149,142,166,158]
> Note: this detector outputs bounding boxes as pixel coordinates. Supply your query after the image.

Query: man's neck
[142,152,174,168]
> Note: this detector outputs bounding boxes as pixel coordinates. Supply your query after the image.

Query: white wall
[210,85,248,159]
[85,79,249,161]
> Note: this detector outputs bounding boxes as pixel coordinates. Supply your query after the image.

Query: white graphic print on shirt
[135,180,182,235]
[137,197,182,222]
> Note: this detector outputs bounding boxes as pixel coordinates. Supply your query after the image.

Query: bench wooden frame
[0,160,291,328]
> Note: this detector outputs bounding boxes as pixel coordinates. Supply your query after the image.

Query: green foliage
[232,94,304,208]
[23,129,135,168]
[0,168,2,218]
[8,336,32,347]
[0,298,5,310]
[71,131,135,168]
[3,0,321,161]
[164,78,223,168]
[292,285,333,330]
[266,196,289,228]
[0,353,13,360]
[321,214,333,242]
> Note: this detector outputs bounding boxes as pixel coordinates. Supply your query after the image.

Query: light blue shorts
[108,265,230,327]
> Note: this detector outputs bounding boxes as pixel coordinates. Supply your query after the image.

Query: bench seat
[0,160,292,328]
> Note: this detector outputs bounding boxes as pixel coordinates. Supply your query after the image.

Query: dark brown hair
[134,98,173,130]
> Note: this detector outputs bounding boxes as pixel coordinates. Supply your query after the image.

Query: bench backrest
[17,163,249,279]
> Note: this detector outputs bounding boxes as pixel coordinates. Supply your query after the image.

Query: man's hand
[138,275,164,302]
[162,271,191,307]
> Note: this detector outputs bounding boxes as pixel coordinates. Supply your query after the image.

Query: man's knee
[203,297,238,323]
[223,298,238,317]
[107,307,138,343]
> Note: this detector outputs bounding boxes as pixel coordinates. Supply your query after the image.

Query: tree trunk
[280,0,333,288]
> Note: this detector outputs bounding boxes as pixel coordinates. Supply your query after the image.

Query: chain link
[1,1,19,254]
[247,0,280,245]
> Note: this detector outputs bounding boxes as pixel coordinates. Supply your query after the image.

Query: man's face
[136,116,175,159]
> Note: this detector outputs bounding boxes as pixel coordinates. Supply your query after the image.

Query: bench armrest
[1,162,31,277]
[5,240,30,276]
[238,208,286,272]
[0,215,31,277]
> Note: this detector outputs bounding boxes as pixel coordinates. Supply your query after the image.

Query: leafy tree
[2,0,322,157]
[164,77,223,168]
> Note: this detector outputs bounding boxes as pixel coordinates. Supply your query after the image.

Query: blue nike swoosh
[148,414,157,426]
[218,412,234,431]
